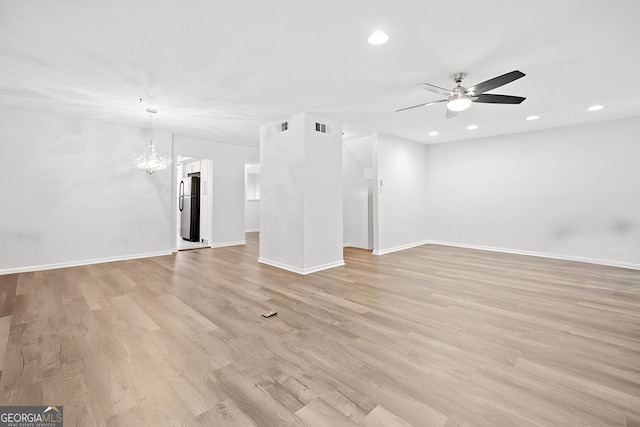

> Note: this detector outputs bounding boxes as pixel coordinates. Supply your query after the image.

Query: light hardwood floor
[1,233,639,426]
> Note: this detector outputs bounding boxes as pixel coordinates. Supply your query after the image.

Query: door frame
[173,156,213,251]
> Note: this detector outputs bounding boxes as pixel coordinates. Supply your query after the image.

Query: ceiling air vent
[315,122,328,133]
[280,122,288,132]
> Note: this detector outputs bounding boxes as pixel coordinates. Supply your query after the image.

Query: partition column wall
[259,113,344,275]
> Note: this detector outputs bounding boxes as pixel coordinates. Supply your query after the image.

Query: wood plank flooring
[1,233,639,426]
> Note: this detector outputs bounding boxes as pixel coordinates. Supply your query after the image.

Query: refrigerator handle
[179,181,184,211]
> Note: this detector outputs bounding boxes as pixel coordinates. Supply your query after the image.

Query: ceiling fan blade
[416,83,452,96]
[396,99,446,112]
[472,94,526,104]
[446,108,458,119]
[466,70,525,95]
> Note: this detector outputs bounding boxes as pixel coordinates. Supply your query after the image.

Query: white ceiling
[1,0,639,147]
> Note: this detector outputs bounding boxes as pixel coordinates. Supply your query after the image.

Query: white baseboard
[210,240,246,249]
[373,239,430,256]
[426,240,640,271]
[0,250,173,275]
[258,257,345,275]
[244,228,260,233]
[304,260,345,274]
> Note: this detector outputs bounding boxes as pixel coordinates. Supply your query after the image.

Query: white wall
[259,113,343,274]
[173,135,258,249]
[0,108,173,273]
[424,116,640,269]
[303,113,344,271]
[259,114,305,270]
[373,132,430,255]
[245,164,260,232]
[245,201,260,232]
[343,136,373,249]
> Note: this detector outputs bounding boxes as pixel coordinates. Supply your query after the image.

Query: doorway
[245,162,260,233]
[176,156,213,251]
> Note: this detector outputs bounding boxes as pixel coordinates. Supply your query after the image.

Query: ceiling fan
[396,70,526,118]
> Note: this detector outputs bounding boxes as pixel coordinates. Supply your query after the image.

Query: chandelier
[134,108,172,174]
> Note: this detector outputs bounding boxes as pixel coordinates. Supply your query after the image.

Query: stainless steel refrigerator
[179,176,200,242]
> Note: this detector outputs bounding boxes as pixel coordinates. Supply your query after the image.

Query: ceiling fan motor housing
[449,85,469,102]
[452,86,466,96]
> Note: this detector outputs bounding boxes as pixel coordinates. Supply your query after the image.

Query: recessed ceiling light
[429,131,439,136]
[368,31,389,45]
[526,115,540,121]
[587,104,604,111]
[467,124,478,130]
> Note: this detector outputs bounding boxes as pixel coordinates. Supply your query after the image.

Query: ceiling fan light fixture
[397,70,526,118]
[447,97,472,112]
[368,31,389,45]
